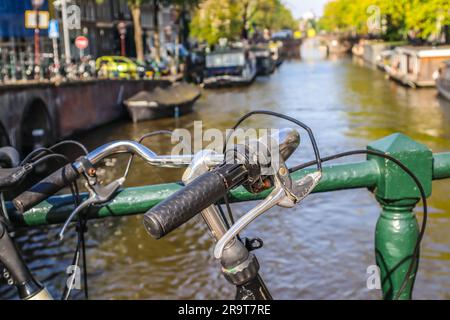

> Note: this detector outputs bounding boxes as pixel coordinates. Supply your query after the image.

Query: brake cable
[19,141,89,300]
[220,110,323,231]
[122,130,173,180]
[20,140,88,166]
[225,112,423,299]
[289,150,427,300]
[224,110,323,172]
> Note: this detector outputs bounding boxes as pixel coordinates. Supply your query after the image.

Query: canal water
[2,39,450,299]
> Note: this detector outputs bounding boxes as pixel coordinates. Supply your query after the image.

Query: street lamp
[32,0,45,79]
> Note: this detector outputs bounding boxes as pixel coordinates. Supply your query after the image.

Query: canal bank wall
[0,79,170,153]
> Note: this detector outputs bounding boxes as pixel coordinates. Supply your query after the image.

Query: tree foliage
[318,0,450,41]
[190,0,297,45]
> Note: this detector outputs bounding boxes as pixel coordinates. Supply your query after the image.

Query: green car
[96,56,139,80]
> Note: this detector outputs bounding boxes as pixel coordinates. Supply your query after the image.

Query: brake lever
[58,177,124,240]
[213,171,321,260]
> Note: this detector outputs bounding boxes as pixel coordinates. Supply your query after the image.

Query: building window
[120,0,131,20]
[97,0,112,21]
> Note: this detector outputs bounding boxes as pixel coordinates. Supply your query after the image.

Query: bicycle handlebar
[144,170,229,239]
[144,163,248,239]
[13,140,224,213]
[13,163,79,213]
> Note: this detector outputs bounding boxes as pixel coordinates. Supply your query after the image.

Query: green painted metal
[432,152,450,180]
[368,133,432,300]
[7,160,380,227]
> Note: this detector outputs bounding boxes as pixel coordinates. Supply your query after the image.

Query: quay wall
[0,79,170,152]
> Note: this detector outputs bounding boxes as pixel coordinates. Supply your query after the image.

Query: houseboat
[124,82,201,122]
[352,39,407,68]
[437,60,450,101]
[376,49,395,71]
[203,47,257,88]
[251,45,276,76]
[385,46,450,88]
[269,41,284,67]
[324,37,352,55]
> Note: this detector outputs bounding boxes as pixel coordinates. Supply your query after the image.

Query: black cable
[123,130,173,179]
[49,140,89,155]
[61,240,81,300]
[21,148,88,300]
[20,140,88,166]
[215,203,231,230]
[28,153,72,168]
[224,110,322,172]
[221,110,323,234]
[71,180,89,300]
[222,194,235,225]
[20,147,53,165]
[289,149,427,300]
[79,216,89,300]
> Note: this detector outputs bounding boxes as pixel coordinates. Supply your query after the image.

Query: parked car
[96,56,139,79]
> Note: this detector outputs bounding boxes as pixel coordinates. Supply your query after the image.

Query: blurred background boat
[203,46,257,88]
[124,82,201,122]
[437,60,450,100]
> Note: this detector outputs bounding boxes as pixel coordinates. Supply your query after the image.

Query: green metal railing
[6,133,450,299]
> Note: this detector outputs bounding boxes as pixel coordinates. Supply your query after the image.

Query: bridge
[0,79,169,154]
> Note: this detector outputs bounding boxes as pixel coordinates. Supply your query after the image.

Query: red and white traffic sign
[75,36,89,50]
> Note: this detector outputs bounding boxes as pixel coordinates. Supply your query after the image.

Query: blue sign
[0,0,48,37]
[48,19,59,39]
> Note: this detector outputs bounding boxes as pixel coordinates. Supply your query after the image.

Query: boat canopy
[206,50,246,68]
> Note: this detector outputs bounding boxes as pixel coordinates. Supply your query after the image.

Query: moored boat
[437,60,450,101]
[124,82,201,123]
[376,49,394,71]
[269,41,284,67]
[203,47,257,88]
[251,45,276,76]
[325,37,352,55]
[386,46,450,88]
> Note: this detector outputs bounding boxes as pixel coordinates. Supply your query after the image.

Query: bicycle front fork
[216,225,273,300]
[0,220,53,300]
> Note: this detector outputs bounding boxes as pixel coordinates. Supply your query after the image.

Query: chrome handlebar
[73,140,224,171]
[71,130,319,260]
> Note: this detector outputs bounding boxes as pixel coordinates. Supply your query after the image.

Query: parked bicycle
[0,111,428,300]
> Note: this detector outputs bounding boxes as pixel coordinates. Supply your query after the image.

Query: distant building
[54,0,180,60]
[0,0,49,38]
[1,0,180,63]
[0,0,49,54]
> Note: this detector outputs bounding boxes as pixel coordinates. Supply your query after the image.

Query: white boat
[203,47,257,88]
[386,46,450,87]
[437,60,450,101]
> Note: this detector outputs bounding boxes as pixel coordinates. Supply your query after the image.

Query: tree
[190,0,296,45]
[128,0,145,62]
[95,0,147,60]
[405,0,450,42]
[318,0,449,42]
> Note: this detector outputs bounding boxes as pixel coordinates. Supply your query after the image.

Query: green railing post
[368,133,433,299]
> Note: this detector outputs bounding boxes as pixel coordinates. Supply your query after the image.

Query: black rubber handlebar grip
[143,171,228,239]
[13,163,79,213]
